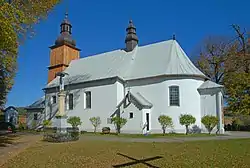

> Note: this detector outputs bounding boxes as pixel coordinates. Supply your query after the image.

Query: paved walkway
[80,131,250,143]
[0,133,41,167]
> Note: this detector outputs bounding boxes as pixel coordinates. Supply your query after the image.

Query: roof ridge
[77,49,126,61]
[139,39,173,48]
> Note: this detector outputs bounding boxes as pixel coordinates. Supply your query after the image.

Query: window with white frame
[84,91,91,109]
[169,86,180,106]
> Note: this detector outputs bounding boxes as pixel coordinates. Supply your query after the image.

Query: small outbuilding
[4,106,19,126]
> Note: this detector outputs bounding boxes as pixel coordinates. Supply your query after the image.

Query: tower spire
[125,20,139,52]
[54,12,76,47]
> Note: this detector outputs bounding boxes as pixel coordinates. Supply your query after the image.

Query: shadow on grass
[0,134,20,147]
[113,153,163,168]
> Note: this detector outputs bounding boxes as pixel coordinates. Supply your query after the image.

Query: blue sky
[6,0,250,107]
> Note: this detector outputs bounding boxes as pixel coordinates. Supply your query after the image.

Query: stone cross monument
[55,72,69,133]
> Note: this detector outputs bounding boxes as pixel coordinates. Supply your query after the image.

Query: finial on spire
[65,12,68,19]
[173,34,176,40]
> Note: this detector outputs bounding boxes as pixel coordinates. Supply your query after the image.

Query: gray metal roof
[198,80,224,90]
[131,92,153,108]
[26,96,45,110]
[117,91,153,109]
[46,40,207,89]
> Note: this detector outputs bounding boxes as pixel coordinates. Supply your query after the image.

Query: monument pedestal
[57,91,66,117]
[54,116,68,134]
[55,91,68,134]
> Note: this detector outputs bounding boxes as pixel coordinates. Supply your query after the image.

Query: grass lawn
[82,132,223,138]
[3,138,250,168]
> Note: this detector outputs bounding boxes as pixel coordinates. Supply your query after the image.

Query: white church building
[26,15,225,134]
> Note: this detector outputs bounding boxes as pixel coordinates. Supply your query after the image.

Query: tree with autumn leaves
[195,24,250,115]
[0,0,61,110]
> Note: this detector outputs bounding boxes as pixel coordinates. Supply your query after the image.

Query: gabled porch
[114,91,153,134]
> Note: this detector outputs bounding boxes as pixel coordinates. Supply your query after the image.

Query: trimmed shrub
[89,116,101,133]
[111,116,127,134]
[158,115,173,135]
[67,116,82,128]
[201,115,218,134]
[179,114,196,135]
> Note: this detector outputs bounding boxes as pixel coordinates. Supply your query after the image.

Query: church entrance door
[146,113,149,131]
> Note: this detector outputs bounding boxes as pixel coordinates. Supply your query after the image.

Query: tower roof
[125,20,139,43]
[125,20,139,52]
[54,13,76,48]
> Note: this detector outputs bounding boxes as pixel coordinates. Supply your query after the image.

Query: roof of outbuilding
[45,39,207,89]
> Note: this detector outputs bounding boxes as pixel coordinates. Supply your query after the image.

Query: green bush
[67,116,82,128]
[158,115,173,135]
[89,116,101,133]
[201,115,218,134]
[111,116,127,134]
[179,114,196,135]
[43,120,52,128]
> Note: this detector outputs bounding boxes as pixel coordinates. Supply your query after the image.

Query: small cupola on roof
[55,12,76,47]
[125,20,139,52]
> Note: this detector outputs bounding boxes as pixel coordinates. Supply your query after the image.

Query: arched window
[169,86,180,106]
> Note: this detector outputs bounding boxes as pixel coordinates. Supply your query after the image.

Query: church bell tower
[47,13,80,83]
